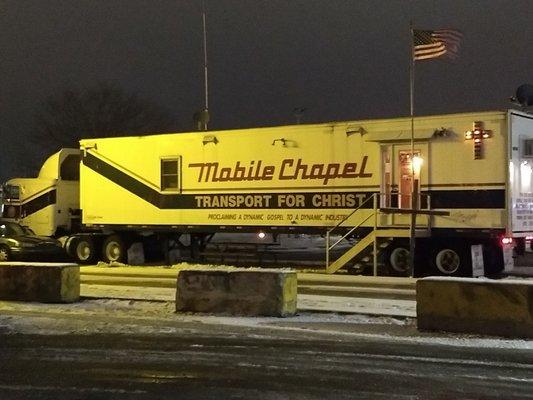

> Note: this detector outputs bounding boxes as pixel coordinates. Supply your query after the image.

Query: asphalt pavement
[1,301,532,400]
[1,251,532,399]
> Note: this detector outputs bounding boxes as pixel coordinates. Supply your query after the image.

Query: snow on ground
[80,284,417,317]
[0,296,531,350]
[0,260,532,350]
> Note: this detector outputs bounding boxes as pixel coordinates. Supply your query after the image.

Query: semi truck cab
[2,148,80,237]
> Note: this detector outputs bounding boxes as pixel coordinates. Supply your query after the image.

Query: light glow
[412,155,423,175]
[501,237,513,245]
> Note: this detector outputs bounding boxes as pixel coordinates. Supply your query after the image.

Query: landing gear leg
[190,234,208,261]
[163,234,182,265]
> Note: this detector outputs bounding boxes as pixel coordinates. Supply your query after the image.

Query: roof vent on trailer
[346,126,366,137]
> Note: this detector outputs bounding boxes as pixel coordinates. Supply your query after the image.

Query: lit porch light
[412,155,423,177]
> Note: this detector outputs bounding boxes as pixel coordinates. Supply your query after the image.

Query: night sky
[1,0,532,180]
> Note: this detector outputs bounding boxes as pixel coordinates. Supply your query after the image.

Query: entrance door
[383,143,428,211]
[398,150,420,208]
[381,146,419,209]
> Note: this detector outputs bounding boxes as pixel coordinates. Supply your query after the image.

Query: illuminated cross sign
[464,121,491,159]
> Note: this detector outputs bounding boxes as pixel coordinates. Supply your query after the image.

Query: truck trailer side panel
[80,122,380,229]
[79,112,509,232]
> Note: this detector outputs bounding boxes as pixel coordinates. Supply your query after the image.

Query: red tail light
[501,237,513,245]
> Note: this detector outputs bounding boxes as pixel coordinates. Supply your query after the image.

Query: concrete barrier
[417,277,533,338]
[0,262,80,303]
[176,267,297,317]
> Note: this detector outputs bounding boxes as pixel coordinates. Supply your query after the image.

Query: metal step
[326,226,432,274]
[326,232,376,274]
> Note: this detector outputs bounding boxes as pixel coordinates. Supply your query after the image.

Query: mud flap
[412,238,429,278]
[502,241,514,272]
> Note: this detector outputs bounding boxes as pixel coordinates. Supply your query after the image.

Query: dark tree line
[34,83,177,151]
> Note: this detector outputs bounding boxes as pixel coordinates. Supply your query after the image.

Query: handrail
[328,212,373,251]
[325,193,378,268]
[327,193,376,236]
[327,192,432,244]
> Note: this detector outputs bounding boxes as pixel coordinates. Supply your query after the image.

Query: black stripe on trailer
[427,189,505,209]
[83,152,506,210]
[82,152,376,209]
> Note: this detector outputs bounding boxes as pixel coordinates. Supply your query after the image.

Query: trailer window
[161,158,180,191]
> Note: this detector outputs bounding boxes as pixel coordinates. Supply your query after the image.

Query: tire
[0,245,10,262]
[64,236,78,258]
[102,235,127,263]
[73,236,96,264]
[430,242,471,277]
[382,241,410,276]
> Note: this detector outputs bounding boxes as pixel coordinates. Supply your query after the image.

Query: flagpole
[410,22,415,156]
[406,26,462,276]
[409,21,416,277]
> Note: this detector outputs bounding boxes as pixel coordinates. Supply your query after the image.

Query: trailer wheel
[382,241,410,276]
[0,245,11,262]
[74,237,96,264]
[434,248,460,274]
[430,243,471,276]
[102,235,127,263]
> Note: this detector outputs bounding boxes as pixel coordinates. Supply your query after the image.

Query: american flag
[413,29,462,61]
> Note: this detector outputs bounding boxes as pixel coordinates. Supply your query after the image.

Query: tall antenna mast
[201,0,210,130]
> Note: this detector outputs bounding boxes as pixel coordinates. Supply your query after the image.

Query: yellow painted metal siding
[80,122,381,228]
[79,111,509,230]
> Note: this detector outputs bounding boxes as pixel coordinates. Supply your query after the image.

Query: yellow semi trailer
[3,109,533,276]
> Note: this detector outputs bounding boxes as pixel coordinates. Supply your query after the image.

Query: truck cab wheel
[102,235,127,263]
[74,237,96,264]
[64,236,78,258]
[0,245,11,262]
